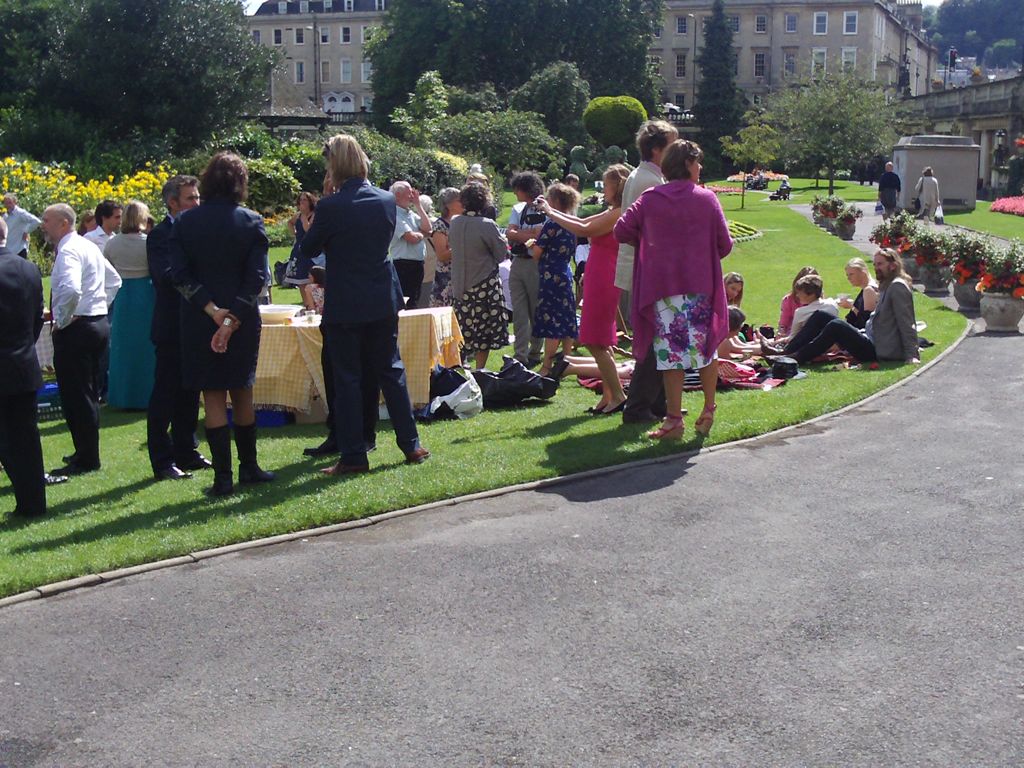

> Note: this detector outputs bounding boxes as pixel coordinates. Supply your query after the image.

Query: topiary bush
[582,96,648,148]
[245,155,301,213]
[341,125,469,194]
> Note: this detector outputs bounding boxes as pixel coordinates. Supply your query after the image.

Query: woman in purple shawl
[613,139,733,439]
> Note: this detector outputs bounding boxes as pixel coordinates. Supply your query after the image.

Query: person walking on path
[914,167,941,222]
[613,120,679,424]
[878,162,901,220]
[614,139,733,440]
[302,134,429,475]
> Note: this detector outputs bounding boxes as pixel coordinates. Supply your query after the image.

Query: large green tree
[367,0,663,131]
[694,0,743,173]
[510,62,592,146]
[0,0,275,165]
[721,122,781,208]
[931,0,1023,62]
[759,73,896,195]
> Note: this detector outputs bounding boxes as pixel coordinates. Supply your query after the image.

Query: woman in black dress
[170,152,275,496]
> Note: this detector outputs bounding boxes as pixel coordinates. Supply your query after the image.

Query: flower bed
[707,185,744,195]
[990,196,1024,217]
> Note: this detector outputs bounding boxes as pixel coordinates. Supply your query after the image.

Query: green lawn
[2,197,967,597]
[944,200,1024,241]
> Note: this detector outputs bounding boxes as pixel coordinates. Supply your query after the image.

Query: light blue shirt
[2,206,41,254]
[388,206,425,262]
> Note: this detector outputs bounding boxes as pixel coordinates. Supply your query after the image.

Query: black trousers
[320,329,378,447]
[53,316,110,469]
[322,317,419,466]
[147,342,201,471]
[393,259,424,310]
[787,311,877,364]
[622,342,667,419]
[0,390,45,516]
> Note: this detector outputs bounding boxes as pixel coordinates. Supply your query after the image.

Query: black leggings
[785,310,877,364]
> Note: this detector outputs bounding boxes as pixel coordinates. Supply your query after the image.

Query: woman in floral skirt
[613,139,734,439]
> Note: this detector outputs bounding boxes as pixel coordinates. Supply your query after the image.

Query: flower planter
[822,216,835,232]
[835,220,856,240]
[903,257,920,282]
[919,265,951,295]
[980,293,1024,332]
[953,280,981,310]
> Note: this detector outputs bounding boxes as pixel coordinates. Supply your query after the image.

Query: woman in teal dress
[104,200,156,409]
[528,183,579,376]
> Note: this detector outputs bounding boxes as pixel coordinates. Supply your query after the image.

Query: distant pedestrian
[878,161,901,220]
[1,194,41,259]
[914,167,941,222]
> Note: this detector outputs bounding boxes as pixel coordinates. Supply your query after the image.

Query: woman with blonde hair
[838,257,878,329]
[723,271,744,306]
[104,199,155,409]
[536,164,630,413]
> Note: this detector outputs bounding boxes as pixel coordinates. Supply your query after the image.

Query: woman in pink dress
[536,164,631,414]
[614,140,733,439]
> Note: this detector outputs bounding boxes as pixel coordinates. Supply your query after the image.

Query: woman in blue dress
[285,191,317,289]
[528,183,580,377]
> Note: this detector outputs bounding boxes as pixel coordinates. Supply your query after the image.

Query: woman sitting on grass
[717,306,762,359]
[778,266,818,337]
[838,257,878,330]
[527,183,580,378]
[723,272,744,307]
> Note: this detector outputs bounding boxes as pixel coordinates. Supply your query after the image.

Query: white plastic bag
[935,204,944,224]
[429,377,483,419]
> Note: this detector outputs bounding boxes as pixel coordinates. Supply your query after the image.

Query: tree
[367,0,664,131]
[759,73,895,195]
[2,0,275,164]
[390,70,449,146]
[933,0,1024,59]
[983,38,1019,67]
[510,62,592,146]
[583,96,648,148]
[695,0,743,174]
[432,111,564,178]
[721,122,781,208]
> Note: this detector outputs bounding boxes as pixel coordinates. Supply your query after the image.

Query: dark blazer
[869,277,919,362]
[147,214,180,345]
[301,178,402,325]
[170,198,269,391]
[0,252,44,395]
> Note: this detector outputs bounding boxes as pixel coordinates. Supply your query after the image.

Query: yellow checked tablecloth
[253,307,464,411]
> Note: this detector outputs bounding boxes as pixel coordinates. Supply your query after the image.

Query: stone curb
[1,318,973,610]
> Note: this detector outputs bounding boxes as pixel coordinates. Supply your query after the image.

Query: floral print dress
[652,293,716,370]
[532,220,578,339]
[429,216,454,307]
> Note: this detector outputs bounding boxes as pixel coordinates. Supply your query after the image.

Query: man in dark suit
[146,175,210,480]
[0,218,50,517]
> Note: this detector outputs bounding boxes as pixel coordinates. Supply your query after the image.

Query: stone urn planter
[980,293,1024,332]
[822,215,836,232]
[903,257,921,282]
[919,265,951,295]
[835,219,856,240]
[952,280,981,310]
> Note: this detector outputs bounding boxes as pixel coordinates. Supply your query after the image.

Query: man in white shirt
[615,120,679,424]
[387,181,431,309]
[2,194,42,259]
[82,199,122,253]
[40,203,122,476]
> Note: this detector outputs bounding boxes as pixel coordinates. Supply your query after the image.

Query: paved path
[3,330,1023,765]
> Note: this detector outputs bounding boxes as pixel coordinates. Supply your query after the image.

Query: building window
[650,55,662,75]
[755,15,767,33]
[295,28,305,44]
[728,15,740,33]
[841,47,857,71]
[784,51,796,77]
[321,26,329,44]
[362,95,373,110]
[733,48,740,76]
[361,25,374,43]
[814,12,827,35]
[674,93,686,108]
[675,53,687,78]
[277,1,287,13]
[785,13,797,33]
[321,60,330,83]
[844,11,858,34]
[811,47,827,76]
[676,16,687,35]
[374,0,385,9]
[340,58,352,82]
[754,52,766,77]
[653,25,661,39]
[361,60,372,82]
[341,26,351,43]
[273,28,282,45]
[252,30,261,44]
[344,0,353,10]
[299,0,308,12]
[324,0,333,9]
[875,13,884,38]
[295,60,305,83]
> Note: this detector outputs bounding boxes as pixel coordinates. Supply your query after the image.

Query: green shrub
[447,83,501,115]
[582,96,648,148]
[431,110,563,178]
[510,62,591,145]
[246,155,300,213]
[279,139,327,194]
[342,125,469,194]
[264,217,294,248]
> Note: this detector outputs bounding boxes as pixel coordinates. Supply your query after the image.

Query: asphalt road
[2,326,1022,767]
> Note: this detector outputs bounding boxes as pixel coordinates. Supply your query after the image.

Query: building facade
[250,0,385,115]
[250,0,935,118]
[653,0,936,110]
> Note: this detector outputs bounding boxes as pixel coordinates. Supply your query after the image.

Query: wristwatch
[222,317,235,328]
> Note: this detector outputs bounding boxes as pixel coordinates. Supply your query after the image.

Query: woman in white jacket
[914,167,941,222]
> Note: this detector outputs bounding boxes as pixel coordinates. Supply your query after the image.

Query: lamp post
[688,12,697,110]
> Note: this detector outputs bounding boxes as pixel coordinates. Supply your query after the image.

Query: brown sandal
[646,415,685,440]
[694,405,717,436]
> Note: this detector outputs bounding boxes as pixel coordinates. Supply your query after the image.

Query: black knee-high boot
[234,423,275,483]
[205,424,234,496]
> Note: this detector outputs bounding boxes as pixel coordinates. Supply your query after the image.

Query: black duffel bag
[470,356,558,407]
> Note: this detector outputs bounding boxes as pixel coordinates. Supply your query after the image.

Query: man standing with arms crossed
[146,175,210,480]
[614,120,679,424]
